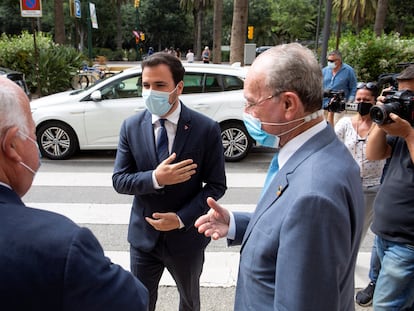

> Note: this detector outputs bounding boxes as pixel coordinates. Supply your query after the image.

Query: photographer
[327,82,385,307]
[366,65,414,310]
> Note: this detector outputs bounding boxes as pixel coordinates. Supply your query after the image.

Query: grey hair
[0,79,29,137]
[257,43,323,111]
[328,50,342,60]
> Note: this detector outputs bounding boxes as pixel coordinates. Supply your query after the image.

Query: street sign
[20,0,42,17]
[75,0,81,18]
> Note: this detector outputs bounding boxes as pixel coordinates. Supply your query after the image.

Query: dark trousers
[130,241,205,311]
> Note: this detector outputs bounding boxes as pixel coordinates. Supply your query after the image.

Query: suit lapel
[172,104,192,156]
[140,112,159,166]
[240,124,336,249]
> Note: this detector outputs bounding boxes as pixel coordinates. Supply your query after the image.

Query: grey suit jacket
[232,124,364,311]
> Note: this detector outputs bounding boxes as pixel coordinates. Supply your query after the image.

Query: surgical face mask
[18,131,41,176]
[357,102,373,116]
[327,61,336,69]
[243,110,324,149]
[142,86,178,116]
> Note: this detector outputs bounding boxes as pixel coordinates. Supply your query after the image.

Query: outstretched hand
[195,197,230,240]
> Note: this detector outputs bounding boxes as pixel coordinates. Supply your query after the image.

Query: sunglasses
[357,82,377,90]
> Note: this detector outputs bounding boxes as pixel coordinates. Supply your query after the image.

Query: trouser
[130,241,205,311]
[374,236,414,310]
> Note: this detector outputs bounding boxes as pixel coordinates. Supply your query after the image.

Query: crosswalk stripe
[25,203,257,224]
[32,172,265,188]
[105,250,371,288]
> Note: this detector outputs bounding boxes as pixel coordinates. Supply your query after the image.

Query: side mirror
[90,90,102,101]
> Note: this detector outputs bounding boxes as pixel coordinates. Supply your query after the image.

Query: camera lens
[370,105,388,125]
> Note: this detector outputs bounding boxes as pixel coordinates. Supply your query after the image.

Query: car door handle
[193,103,210,109]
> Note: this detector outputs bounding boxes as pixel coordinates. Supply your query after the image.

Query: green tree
[332,0,377,33]
[54,0,65,44]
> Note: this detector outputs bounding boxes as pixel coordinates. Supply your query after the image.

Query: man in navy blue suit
[112,52,226,311]
[0,76,148,310]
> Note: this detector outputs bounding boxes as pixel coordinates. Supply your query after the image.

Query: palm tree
[332,0,377,33]
[212,0,223,63]
[110,0,129,50]
[229,0,248,65]
[54,0,65,44]
[374,0,388,36]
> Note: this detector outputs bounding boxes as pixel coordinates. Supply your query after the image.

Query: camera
[370,90,414,125]
[323,89,358,113]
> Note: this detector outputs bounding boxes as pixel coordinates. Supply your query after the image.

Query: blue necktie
[157,119,169,162]
[262,152,279,193]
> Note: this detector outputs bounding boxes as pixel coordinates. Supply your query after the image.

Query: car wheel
[37,122,78,160]
[221,122,252,162]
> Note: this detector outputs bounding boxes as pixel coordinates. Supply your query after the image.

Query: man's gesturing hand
[195,197,230,240]
[155,153,197,186]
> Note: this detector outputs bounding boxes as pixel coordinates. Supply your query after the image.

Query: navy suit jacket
[231,124,364,311]
[112,103,226,253]
[0,186,148,311]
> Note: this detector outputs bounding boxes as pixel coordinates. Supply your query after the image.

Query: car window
[183,73,203,94]
[100,76,140,99]
[223,75,244,91]
[204,74,222,92]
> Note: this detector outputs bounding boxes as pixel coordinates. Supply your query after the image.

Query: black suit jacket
[112,103,226,253]
[0,185,148,310]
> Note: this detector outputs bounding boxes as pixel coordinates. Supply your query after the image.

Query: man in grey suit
[195,43,364,311]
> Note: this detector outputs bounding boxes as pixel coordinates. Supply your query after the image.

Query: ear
[282,92,302,120]
[1,127,23,163]
[176,80,184,95]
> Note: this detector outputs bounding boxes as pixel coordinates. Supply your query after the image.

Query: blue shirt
[322,62,357,108]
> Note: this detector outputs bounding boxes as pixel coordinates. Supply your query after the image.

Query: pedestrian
[366,64,414,310]
[186,49,194,63]
[327,82,385,307]
[195,43,364,311]
[148,47,154,56]
[202,46,210,63]
[112,52,227,311]
[322,50,357,109]
[0,77,149,311]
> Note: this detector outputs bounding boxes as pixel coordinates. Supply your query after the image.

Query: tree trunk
[374,0,388,37]
[54,0,65,44]
[230,0,248,66]
[115,0,122,50]
[212,0,223,64]
[196,8,203,60]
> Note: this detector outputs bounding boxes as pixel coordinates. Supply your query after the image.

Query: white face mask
[327,61,336,69]
[244,110,324,149]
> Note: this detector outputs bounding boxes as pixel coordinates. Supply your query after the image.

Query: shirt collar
[0,181,12,189]
[151,102,181,126]
[278,120,327,169]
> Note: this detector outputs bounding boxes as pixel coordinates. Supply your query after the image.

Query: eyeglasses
[245,93,282,109]
[357,82,377,91]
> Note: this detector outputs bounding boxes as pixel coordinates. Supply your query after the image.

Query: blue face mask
[243,113,279,148]
[243,110,324,149]
[142,86,177,116]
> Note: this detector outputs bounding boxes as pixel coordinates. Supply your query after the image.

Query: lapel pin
[184,124,189,130]
[277,186,283,197]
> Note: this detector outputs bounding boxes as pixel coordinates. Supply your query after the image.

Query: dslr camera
[323,89,358,112]
[370,90,414,125]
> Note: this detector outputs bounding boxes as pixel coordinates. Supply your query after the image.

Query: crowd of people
[1,42,413,311]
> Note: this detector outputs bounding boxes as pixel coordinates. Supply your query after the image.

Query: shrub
[330,29,414,83]
[0,31,84,96]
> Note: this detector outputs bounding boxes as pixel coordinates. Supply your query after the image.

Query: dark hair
[141,52,185,85]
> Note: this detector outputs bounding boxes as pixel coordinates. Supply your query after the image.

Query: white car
[31,63,253,161]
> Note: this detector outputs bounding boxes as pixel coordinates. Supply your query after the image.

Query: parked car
[255,46,273,56]
[31,63,254,161]
[0,67,31,98]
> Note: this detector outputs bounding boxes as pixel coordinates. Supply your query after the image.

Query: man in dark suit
[195,43,364,310]
[0,76,148,310]
[112,52,226,311]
